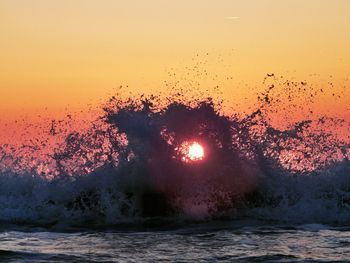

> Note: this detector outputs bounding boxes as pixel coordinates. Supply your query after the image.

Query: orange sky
[0,0,349,122]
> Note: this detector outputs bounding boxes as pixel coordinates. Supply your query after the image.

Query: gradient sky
[0,0,349,119]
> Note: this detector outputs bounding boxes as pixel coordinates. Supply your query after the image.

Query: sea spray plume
[104,95,263,218]
[0,75,349,226]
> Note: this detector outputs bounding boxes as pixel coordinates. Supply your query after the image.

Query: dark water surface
[1,223,349,262]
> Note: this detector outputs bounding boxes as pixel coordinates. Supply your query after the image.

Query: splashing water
[0,76,349,228]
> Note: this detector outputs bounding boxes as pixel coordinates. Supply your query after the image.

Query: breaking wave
[0,75,349,228]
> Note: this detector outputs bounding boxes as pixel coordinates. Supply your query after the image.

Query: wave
[0,78,349,228]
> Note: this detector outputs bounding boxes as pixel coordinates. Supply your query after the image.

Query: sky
[0,0,349,121]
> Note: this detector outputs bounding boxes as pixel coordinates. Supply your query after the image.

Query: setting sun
[177,141,205,162]
[188,142,205,161]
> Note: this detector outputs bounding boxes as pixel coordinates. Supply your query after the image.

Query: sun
[188,142,205,161]
[176,141,205,163]
[175,141,206,163]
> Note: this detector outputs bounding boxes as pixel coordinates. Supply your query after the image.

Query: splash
[0,75,349,227]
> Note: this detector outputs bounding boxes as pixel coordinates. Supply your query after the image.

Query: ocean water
[0,82,349,262]
[1,223,350,262]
